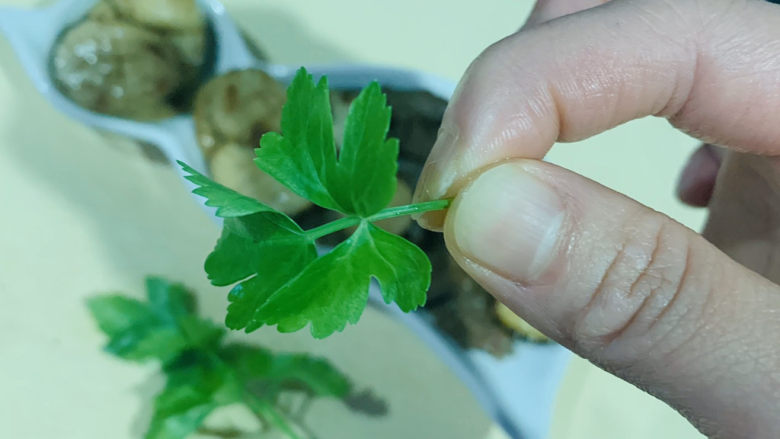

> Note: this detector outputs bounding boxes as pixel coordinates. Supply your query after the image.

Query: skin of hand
[412,0,780,437]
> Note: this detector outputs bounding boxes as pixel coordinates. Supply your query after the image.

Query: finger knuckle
[571,212,696,366]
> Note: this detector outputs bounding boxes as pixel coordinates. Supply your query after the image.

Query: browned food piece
[193,69,311,215]
[90,0,207,74]
[86,1,122,21]
[209,143,311,215]
[51,21,180,120]
[108,0,204,31]
[194,69,286,157]
[426,256,515,357]
[52,0,208,120]
[495,303,551,343]
[104,0,208,90]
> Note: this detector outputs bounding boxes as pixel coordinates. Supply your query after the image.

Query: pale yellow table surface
[0,1,707,438]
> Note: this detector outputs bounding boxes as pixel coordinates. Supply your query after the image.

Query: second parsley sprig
[181,67,450,338]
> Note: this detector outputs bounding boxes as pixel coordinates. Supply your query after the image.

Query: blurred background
[0,0,706,438]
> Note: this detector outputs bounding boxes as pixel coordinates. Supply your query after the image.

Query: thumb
[523,0,610,28]
[444,160,780,439]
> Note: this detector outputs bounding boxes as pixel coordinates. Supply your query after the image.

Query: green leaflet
[332,81,398,216]
[255,71,342,212]
[359,223,431,311]
[263,353,352,398]
[146,361,232,439]
[181,166,317,308]
[86,277,222,363]
[251,222,429,338]
[146,277,196,320]
[205,215,315,289]
[256,69,398,217]
[225,233,315,332]
[179,161,278,218]
[87,295,158,338]
[220,344,351,399]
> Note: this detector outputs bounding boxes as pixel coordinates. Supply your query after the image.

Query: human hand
[413,1,780,437]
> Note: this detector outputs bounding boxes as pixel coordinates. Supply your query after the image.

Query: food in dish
[50,0,211,120]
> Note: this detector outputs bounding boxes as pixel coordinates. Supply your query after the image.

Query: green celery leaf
[204,225,261,287]
[219,344,350,399]
[332,81,398,216]
[205,213,312,288]
[217,344,273,384]
[255,69,400,217]
[252,222,429,338]
[146,277,196,322]
[210,212,317,332]
[251,236,371,338]
[146,361,238,439]
[177,316,225,350]
[180,162,301,236]
[181,69,442,339]
[362,223,430,311]
[89,279,224,364]
[225,277,268,332]
[88,295,187,363]
[225,226,316,332]
[265,353,351,398]
[183,163,314,292]
[87,295,157,338]
[107,326,188,364]
[179,161,283,218]
[256,68,342,211]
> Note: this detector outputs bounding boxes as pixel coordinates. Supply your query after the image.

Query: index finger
[414,0,780,229]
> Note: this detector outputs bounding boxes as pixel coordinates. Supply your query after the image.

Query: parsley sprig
[180,67,449,338]
[88,277,358,439]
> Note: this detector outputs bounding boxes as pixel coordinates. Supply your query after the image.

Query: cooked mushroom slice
[194,69,286,157]
[51,21,180,120]
[87,1,121,21]
[168,29,207,73]
[109,0,205,31]
[92,0,208,96]
[209,143,311,216]
[108,0,207,85]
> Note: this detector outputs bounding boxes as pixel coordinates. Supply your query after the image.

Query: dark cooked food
[109,0,205,30]
[51,21,181,119]
[427,257,516,356]
[50,0,209,120]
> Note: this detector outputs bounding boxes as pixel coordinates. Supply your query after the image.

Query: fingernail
[414,123,460,199]
[412,123,461,230]
[450,162,565,282]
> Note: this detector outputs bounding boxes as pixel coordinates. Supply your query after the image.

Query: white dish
[0,1,571,438]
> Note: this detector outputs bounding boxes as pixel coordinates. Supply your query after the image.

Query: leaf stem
[244,392,304,439]
[366,199,451,222]
[304,199,451,240]
[305,216,361,240]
